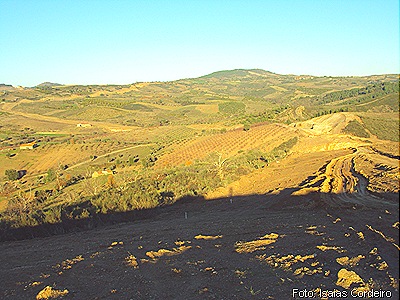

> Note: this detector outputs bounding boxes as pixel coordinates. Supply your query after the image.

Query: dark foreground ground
[0,190,398,299]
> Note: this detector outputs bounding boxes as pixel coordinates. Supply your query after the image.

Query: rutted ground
[292,146,399,210]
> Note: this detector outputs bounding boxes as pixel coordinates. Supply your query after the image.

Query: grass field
[360,113,399,142]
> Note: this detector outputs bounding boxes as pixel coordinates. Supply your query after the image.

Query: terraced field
[156,123,297,168]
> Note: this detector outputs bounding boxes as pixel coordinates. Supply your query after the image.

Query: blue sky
[1,0,399,86]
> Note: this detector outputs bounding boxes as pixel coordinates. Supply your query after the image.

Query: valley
[0,69,398,298]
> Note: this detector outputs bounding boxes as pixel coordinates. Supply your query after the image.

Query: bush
[218,101,246,115]
[234,150,269,170]
[91,177,161,213]
[46,169,56,182]
[42,207,62,224]
[5,169,18,181]
[342,120,370,138]
[273,137,298,153]
[361,117,399,141]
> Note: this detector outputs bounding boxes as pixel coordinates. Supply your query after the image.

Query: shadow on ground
[0,187,398,242]
[0,189,398,299]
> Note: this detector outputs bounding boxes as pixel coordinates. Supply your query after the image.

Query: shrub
[342,120,370,138]
[42,207,62,224]
[234,150,269,170]
[360,117,399,141]
[46,169,56,182]
[5,169,18,181]
[218,101,246,115]
[272,137,298,153]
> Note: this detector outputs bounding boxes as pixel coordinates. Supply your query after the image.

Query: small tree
[46,169,56,182]
[5,169,19,181]
[107,174,116,188]
[206,152,229,181]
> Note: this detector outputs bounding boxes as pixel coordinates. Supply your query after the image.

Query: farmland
[0,69,398,216]
[155,123,297,168]
[0,69,399,298]
[0,71,398,190]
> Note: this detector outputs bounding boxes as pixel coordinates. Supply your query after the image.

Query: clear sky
[1,0,399,86]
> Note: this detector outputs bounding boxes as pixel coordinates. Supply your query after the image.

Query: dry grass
[53,255,84,271]
[366,224,400,250]
[257,253,315,270]
[194,234,222,240]
[336,255,365,267]
[1,141,122,176]
[146,245,191,260]
[36,286,69,299]
[336,268,367,290]
[235,233,280,253]
[125,254,139,269]
[259,233,279,239]
[316,245,346,253]
[377,261,389,270]
[109,241,124,247]
[293,266,322,278]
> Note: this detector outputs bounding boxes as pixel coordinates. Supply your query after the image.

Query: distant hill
[0,83,14,90]
[1,69,398,126]
[200,69,277,79]
[36,82,63,87]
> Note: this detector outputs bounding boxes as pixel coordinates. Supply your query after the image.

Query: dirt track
[293,146,399,211]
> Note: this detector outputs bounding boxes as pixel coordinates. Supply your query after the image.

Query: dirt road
[294,146,398,210]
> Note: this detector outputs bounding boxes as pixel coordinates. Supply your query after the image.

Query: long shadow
[0,188,398,242]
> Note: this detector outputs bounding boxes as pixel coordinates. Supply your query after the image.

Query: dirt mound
[296,112,363,135]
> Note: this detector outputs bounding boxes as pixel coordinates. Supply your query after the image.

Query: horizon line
[2,68,399,88]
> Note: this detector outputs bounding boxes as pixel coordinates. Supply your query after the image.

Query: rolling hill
[0,69,398,298]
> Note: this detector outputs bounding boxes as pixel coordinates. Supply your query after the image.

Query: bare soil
[0,184,398,299]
